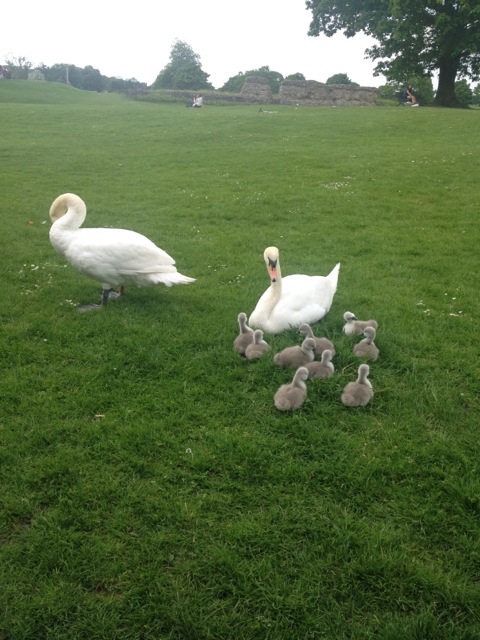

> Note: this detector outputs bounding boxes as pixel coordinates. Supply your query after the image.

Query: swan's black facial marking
[268,257,278,282]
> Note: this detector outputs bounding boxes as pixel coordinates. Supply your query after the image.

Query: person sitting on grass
[405,84,419,106]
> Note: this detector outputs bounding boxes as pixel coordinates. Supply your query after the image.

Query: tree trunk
[433,57,467,108]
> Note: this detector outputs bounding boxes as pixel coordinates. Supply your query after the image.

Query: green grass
[1,80,479,639]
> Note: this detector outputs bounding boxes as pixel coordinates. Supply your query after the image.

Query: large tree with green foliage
[220,67,284,94]
[306,0,480,107]
[153,40,213,90]
[326,73,358,86]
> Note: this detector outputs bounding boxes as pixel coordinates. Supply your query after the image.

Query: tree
[153,40,213,90]
[5,55,32,79]
[455,79,473,104]
[220,67,284,94]
[285,73,306,82]
[80,65,106,92]
[306,0,480,107]
[326,73,358,86]
[473,83,480,105]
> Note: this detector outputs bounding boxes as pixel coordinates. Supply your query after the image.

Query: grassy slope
[1,81,479,639]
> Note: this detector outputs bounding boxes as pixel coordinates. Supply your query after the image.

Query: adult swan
[49,193,195,311]
[248,247,340,334]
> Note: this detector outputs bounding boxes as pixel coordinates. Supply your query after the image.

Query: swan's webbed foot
[105,286,125,301]
[77,303,102,313]
[76,288,123,312]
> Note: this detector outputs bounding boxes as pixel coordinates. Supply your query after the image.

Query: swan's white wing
[268,275,333,325]
[64,228,190,287]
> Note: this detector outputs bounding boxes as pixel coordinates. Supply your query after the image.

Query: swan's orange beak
[268,259,278,283]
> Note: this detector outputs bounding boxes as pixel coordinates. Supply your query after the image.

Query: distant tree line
[4,56,147,93]
[5,42,480,105]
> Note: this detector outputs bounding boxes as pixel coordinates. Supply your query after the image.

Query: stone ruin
[238,76,378,106]
[279,80,378,106]
[240,76,274,103]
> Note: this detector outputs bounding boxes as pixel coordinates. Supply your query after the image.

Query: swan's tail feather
[327,262,341,292]
[152,272,196,287]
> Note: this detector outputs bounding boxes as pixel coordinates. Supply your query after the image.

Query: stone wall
[154,78,379,107]
[240,76,273,103]
[279,80,378,106]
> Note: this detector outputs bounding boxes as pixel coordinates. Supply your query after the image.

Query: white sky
[1,0,385,89]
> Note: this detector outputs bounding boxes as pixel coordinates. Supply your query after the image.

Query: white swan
[249,247,340,334]
[49,193,195,311]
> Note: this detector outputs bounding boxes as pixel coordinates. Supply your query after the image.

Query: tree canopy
[326,73,358,86]
[220,66,284,94]
[306,0,480,107]
[153,40,213,91]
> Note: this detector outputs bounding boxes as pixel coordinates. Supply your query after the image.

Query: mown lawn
[0,80,479,639]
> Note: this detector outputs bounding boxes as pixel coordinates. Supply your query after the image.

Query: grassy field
[1,80,479,639]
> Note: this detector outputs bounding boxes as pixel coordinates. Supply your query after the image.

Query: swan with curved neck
[49,193,195,311]
[249,247,340,334]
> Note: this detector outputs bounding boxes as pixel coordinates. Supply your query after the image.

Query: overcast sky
[2,0,385,89]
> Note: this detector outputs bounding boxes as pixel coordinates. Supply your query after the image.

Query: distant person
[405,83,419,106]
[193,94,203,108]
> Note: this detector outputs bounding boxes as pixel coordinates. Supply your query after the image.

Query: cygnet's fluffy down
[341,364,374,407]
[233,312,254,355]
[343,312,378,336]
[273,337,316,368]
[245,330,270,360]
[353,326,379,361]
[305,349,334,379]
[299,323,336,357]
[274,367,309,411]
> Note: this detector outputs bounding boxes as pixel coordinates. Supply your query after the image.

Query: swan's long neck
[262,257,282,317]
[301,324,314,339]
[50,193,87,231]
[239,315,251,334]
[294,373,307,390]
[358,368,372,387]
[49,194,87,257]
